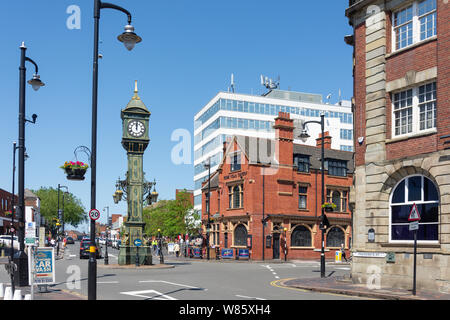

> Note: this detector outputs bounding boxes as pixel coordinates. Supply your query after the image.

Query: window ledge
[381,242,440,248]
[226,207,244,211]
[386,36,437,59]
[290,246,315,250]
[298,209,309,212]
[386,129,437,144]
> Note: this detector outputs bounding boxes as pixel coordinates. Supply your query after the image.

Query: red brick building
[346,0,450,291]
[0,188,17,235]
[201,112,353,260]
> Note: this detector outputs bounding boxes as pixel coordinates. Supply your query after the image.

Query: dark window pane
[392,180,405,203]
[408,176,422,201]
[417,203,439,223]
[391,224,438,241]
[291,226,311,247]
[391,205,411,223]
[234,225,247,246]
[326,227,345,247]
[424,178,439,201]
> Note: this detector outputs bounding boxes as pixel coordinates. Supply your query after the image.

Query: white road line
[139,280,203,290]
[97,281,119,284]
[120,289,176,300]
[236,295,266,300]
[108,254,118,259]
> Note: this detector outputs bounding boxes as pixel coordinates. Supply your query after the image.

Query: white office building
[193,89,354,210]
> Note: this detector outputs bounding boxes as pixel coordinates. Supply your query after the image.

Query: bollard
[4,287,13,300]
[24,294,31,300]
[13,289,22,300]
[0,283,4,298]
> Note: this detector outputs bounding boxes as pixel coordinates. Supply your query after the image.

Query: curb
[98,263,175,269]
[278,280,424,300]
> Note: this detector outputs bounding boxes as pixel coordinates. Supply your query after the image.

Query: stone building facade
[201,112,354,261]
[346,0,450,291]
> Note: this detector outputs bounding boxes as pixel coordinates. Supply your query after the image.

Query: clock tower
[118,81,152,265]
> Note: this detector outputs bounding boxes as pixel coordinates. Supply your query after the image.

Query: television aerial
[261,74,280,90]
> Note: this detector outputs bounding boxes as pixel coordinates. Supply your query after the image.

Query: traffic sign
[134,239,142,247]
[89,209,100,221]
[409,221,419,231]
[408,203,421,221]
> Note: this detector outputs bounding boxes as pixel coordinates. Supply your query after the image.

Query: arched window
[234,224,247,246]
[228,184,243,209]
[390,175,439,241]
[326,226,345,248]
[291,225,312,247]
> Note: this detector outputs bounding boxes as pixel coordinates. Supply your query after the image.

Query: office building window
[393,0,436,51]
[390,175,439,241]
[294,155,310,173]
[326,159,348,177]
[231,152,241,172]
[299,186,308,209]
[393,82,436,137]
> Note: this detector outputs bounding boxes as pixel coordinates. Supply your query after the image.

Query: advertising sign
[193,247,202,258]
[25,222,36,246]
[221,248,234,259]
[238,249,250,259]
[29,247,55,285]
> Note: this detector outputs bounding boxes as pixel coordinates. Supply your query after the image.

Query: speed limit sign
[89,209,100,221]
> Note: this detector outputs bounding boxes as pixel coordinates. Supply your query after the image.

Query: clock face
[127,120,146,138]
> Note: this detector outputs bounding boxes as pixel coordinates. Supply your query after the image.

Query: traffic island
[98,263,174,270]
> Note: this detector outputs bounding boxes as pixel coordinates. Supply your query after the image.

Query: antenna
[326,93,332,104]
[261,74,280,90]
[230,73,235,93]
[338,89,342,106]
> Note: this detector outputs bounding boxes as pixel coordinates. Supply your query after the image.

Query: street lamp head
[117,24,142,51]
[299,129,310,143]
[27,74,45,91]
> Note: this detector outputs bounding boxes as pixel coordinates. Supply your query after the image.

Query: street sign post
[408,203,420,296]
[89,209,101,221]
[134,239,142,267]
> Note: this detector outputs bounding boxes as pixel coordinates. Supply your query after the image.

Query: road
[0,242,362,300]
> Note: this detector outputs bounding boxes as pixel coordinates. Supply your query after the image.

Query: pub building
[201,112,354,261]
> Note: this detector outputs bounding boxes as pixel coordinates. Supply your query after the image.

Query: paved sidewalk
[1,286,85,300]
[279,276,450,300]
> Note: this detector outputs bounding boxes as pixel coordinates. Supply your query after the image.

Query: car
[0,235,19,250]
[79,240,102,259]
[112,239,121,249]
[66,237,75,244]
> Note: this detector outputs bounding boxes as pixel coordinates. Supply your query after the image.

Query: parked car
[65,237,75,245]
[0,235,19,250]
[79,240,102,259]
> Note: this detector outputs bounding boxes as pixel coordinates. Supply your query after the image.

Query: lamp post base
[118,246,152,266]
[13,250,29,287]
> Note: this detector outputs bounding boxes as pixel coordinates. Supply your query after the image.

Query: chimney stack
[316,131,332,150]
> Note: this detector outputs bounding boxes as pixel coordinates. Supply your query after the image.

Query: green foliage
[33,187,87,227]
[143,190,201,238]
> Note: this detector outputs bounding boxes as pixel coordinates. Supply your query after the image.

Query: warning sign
[408,203,421,222]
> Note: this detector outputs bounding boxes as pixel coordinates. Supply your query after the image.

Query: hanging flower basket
[61,161,89,181]
[322,202,336,212]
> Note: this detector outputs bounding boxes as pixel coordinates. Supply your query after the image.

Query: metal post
[262,167,265,261]
[88,0,101,301]
[207,157,211,261]
[10,142,17,293]
[57,184,60,257]
[104,207,109,265]
[16,43,29,287]
[320,114,325,278]
[413,229,417,295]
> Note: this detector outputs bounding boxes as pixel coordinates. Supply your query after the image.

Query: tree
[143,191,201,238]
[33,187,87,228]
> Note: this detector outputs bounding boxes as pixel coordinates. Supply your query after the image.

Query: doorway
[224,233,228,248]
[273,233,280,259]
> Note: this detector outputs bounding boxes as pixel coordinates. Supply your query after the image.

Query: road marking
[120,289,176,300]
[138,280,203,290]
[236,295,266,300]
[107,254,118,259]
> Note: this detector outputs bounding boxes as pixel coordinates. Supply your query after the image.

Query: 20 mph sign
[89,209,100,221]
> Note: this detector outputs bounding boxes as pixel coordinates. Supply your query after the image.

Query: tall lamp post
[9,142,18,293]
[203,157,211,261]
[157,229,164,264]
[299,113,327,278]
[16,42,44,287]
[103,206,110,265]
[89,0,141,300]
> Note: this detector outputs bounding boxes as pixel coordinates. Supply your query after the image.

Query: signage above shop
[224,171,247,181]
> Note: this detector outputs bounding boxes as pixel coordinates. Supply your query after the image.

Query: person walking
[174,241,180,258]
[341,243,347,262]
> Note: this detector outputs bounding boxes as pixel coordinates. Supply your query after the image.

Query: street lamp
[203,157,211,261]
[283,227,288,262]
[9,142,18,294]
[157,228,164,264]
[88,0,141,300]
[16,42,44,287]
[299,113,327,278]
[103,206,110,265]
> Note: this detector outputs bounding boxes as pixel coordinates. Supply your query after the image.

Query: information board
[29,247,55,286]
[221,248,234,259]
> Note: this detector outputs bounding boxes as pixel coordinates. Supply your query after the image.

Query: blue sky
[1,1,353,232]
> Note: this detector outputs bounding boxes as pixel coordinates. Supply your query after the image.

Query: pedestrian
[174,242,180,258]
[341,243,347,262]
[50,238,56,247]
